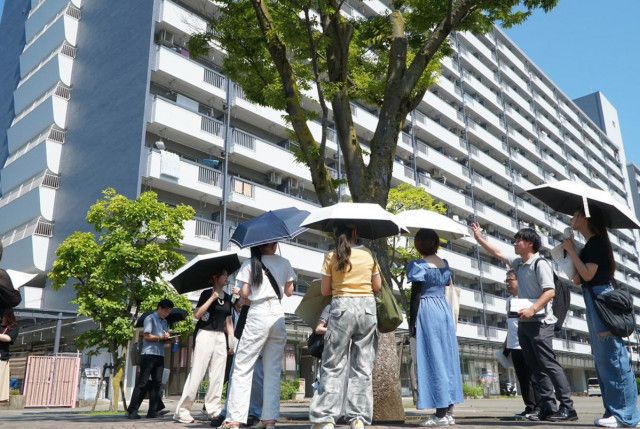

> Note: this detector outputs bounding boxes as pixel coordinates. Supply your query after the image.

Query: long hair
[333,224,354,273]
[250,245,264,286]
[580,205,615,277]
[2,308,16,327]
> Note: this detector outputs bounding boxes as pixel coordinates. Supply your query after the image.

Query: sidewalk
[0,397,605,428]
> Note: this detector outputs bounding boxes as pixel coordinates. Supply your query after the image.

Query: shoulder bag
[587,284,635,338]
[234,260,282,339]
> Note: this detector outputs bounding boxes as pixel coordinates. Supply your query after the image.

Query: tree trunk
[111,357,125,412]
[372,333,405,422]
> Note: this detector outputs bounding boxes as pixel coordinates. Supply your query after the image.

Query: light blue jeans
[584,284,640,426]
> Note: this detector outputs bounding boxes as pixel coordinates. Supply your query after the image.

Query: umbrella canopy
[5,269,37,289]
[526,180,640,229]
[229,207,310,248]
[135,308,188,328]
[169,251,241,294]
[396,209,470,240]
[294,281,331,328]
[301,202,408,240]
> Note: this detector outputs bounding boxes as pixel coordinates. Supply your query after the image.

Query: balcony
[414,147,470,187]
[471,173,511,207]
[457,321,505,343]
[7,86,70,153]
[537,114,562,142]
[434,75,463,103]
[460,72,501,110]
[552,338,591,355]
[157,0,207,37]
[475,202,517,235]
[2,132,64,191]
[466,121,507,157]
[229,128,311,183]
[227,177,319,215]
[463,95,503,131]
[459,33,497,68]
[20,5,79,78]
[0,173,59,234]
[147,95,224,153]
[459,49,496,84]
[469,147,512,183]
[423,91,464,127]
[504,106,536,136]
[510,151,544,182]
[540,152,568,179]
[0,217,53,272]
[14,49,74,114]
[501,83,530,114]
[421,179,474,216]
[499,64,529,93]
[530,74,556,102]
[439,248,481,278]
[26,0,82,39]
[507,128,538,158]
[458,287,507,315]
[496,41,526,72]
[412,112,463,151]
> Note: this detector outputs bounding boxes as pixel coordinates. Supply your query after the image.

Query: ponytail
[334,224,354,273]
[250,246,263,286]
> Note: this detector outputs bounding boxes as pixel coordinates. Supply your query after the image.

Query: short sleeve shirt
[508,253,556,324]
[0,324,18,360]
[142,312,168,357]
[579,235,612,287]
[505,296,520,350]
[195,290,232,332]
[322,246,380,296]
[236,254,296,301]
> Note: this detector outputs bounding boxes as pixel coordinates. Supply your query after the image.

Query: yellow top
[321,246,380,296]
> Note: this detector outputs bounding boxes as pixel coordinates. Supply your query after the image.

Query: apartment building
[1,0,639,396]
[627,163,640,220]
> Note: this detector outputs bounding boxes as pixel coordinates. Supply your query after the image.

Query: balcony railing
[1,217,53,247]
[203,68,226,89]
[233,129,256,151]
[197,164,222,187]
[12,83,71,126]
[4,127,65,166]
[200,115,223,136]
[194,218,221,241]
[0,171,59,210]
[231,178,255,198]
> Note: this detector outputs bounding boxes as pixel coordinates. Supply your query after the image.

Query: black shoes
[126,411,141,419]
[545,407,579,422]
[211,415,226,427]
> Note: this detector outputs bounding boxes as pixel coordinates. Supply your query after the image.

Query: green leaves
[387,182,446,215]
[49,189,196,355]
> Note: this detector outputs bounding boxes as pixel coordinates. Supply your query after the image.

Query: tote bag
[375,279,403,333]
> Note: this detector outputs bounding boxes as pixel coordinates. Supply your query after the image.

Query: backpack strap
[259,259,282,301]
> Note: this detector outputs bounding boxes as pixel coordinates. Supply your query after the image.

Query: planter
[9,394,24,409]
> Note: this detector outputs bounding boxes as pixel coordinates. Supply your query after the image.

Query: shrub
[463,383,483,399]
[636,377,640,393]
[280,379,300,400]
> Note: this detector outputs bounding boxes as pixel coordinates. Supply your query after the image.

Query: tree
[49,189,195,411]
[189,0,557,420]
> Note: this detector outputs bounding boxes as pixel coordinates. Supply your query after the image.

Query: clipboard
[508,298,545,318]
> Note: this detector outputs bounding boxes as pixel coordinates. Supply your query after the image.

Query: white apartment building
[1,0,639,396]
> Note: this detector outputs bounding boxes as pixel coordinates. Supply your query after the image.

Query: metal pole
[220,77,233,250]
[53,312,62,354]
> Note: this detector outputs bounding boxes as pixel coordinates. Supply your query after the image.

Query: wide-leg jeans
[584,284,640,427]
[309,296,378,425]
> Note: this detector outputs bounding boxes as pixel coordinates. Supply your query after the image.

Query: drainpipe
[220,77,233,250]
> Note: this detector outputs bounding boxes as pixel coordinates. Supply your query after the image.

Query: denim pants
[584,284,640,426]
[226,299,286,423]
[309,296,378,425]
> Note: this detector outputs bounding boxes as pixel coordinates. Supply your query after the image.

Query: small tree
[49,189,195,411]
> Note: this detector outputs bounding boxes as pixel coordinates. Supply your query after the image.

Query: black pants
[127,354,164,416]
[518,322,574,413]
[510,348,540,411]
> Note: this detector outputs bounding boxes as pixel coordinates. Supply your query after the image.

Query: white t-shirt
[505,296,521,350]
[236,254,296,302]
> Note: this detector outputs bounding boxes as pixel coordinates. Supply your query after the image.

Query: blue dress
[407,259,463,410]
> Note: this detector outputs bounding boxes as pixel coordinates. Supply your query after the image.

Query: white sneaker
[595,416,621,427]
[173,412,195,424]
[419,416,450,427]
[349,418,365,429]
[311,423,335,429]
[446,415,455,425]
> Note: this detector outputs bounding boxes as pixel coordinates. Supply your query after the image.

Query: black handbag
[588,285,635,338]
[234,260,282,339]
[306,332,324,358]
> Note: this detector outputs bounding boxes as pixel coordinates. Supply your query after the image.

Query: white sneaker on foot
[446,415,455,425]
[419,416,450,427]
[349,418,365,429]
[595,416,621,427]
[173,412,195,424]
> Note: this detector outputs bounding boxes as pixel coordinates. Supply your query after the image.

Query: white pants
[174,330,227,420]
[0,360,8,402]
[227,299,286,423]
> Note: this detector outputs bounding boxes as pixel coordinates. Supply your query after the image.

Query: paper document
[508,298,545,317]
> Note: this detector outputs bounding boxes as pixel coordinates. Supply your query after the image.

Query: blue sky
[504,0,640,167]
[0,0,637,165]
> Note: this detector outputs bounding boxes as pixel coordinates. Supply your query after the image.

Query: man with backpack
[471,224,577,422]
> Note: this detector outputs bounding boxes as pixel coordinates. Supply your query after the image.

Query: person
[562,206,640,428]
[309,224,381,429]
[406,228,462,427]
[503,269,540,420]
[472,223,577,422]
[127,299,174,419]
[221,242,295,429]
[174,270,237,424]
[0,309,18,402]
[0,243,21,316]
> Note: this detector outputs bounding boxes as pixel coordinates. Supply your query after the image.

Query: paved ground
[0,397,608,428]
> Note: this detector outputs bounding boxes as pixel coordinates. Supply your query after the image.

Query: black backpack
[533,258,570,333]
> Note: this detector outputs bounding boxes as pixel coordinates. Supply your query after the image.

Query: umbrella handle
[582,195,590,218]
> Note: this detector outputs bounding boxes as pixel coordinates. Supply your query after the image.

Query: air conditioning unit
[287,177,299,190]
[268,171,283,185]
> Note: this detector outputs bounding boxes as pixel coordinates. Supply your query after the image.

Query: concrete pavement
[0,397,609,428]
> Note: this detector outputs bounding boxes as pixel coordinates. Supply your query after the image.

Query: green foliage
[463,383,484,399]
[49,188,195,357]
[636,377,640,393]
[280,379,300,400]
